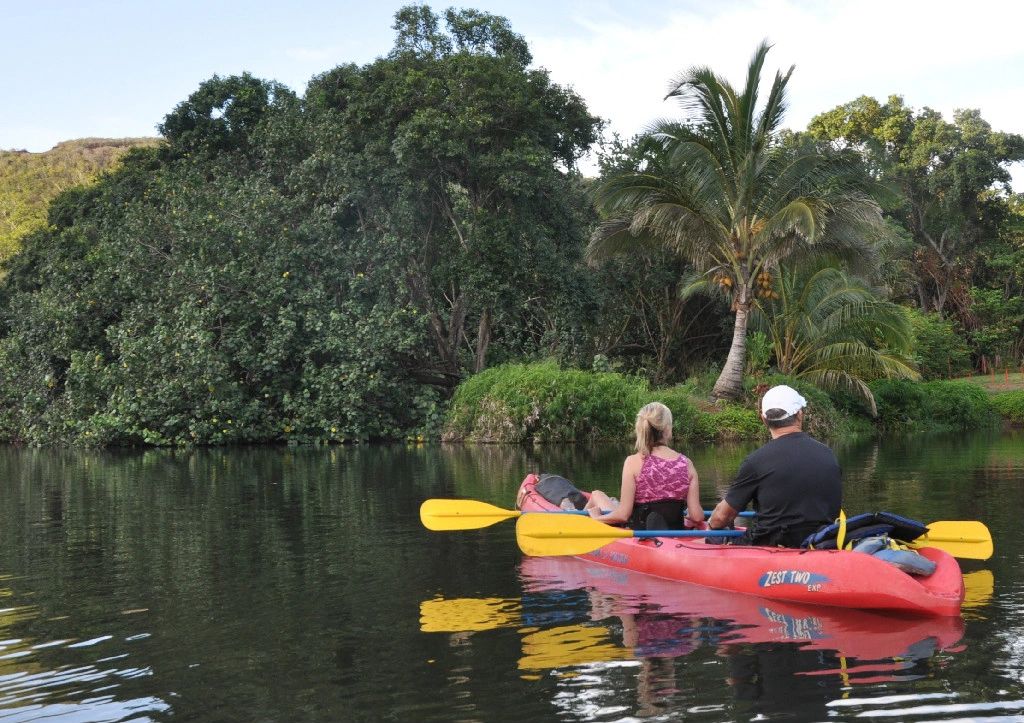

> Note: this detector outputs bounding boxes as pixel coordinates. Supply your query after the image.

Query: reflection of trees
[0,445,545,720]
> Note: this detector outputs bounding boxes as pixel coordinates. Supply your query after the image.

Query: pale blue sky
[2,0,1022,186]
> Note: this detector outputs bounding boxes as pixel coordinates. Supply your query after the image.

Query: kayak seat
[535,473,587,510]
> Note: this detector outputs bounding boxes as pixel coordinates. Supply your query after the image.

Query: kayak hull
[516,474,964,617]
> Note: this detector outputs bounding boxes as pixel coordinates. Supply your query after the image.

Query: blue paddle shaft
[702,509,755,518]
[633,529,744,539]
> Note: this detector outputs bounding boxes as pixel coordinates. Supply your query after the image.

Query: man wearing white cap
[707,384,842,547]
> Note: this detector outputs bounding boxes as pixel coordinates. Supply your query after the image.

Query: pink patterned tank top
[634,453,691,503]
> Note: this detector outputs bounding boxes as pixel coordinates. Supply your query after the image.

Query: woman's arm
[592,455,638,524]
[685,464,703,527]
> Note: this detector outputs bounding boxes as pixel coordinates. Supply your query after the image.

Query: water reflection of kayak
[518,474,965,616]
[519,555,965,663]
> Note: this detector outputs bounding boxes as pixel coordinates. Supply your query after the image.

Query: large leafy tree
[588,42,886,400]
[0,6,603,446]
[306,6,600,384]
[752,263,918,414]
[808,96,1024,319]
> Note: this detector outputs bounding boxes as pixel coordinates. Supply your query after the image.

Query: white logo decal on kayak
[758,570,829,588]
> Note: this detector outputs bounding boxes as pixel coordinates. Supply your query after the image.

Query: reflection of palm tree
[753,264,918,414]
[588,41,886,400]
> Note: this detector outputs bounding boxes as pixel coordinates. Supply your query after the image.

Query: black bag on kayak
[801,511,929,549]
[801,511,929,550]
[535,474,587,510]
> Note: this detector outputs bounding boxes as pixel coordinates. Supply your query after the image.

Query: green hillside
[0,137,160,260]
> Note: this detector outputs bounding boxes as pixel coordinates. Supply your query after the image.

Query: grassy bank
[991,390,1024,425]
[443,362,763,444]
[442,363,1007,444]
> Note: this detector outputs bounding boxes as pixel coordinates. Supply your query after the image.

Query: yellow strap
[836,509,848,550]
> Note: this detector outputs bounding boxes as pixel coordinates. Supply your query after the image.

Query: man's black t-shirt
[724,432,841,546]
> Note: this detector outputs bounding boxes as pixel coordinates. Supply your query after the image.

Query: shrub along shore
[442,362,1012,445]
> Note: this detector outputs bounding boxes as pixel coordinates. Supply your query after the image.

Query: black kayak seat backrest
[535,473,586,510]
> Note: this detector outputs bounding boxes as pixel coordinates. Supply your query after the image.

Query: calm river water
[0,431,1023,722]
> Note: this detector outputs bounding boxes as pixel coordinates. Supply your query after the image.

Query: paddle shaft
[630,529,743,539]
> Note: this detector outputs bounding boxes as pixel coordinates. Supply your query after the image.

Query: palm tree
[752,263,920,415]
[588,41,887,400]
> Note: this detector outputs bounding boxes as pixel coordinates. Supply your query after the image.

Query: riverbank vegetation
[0,5,1022,446]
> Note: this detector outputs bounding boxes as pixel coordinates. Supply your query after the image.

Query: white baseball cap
[761,385,807,416]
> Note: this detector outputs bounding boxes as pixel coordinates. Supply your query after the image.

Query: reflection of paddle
[961,569,994,611]
[516,511,992,560]
[907,521,993,561]
[417,594,631,671]
[419,596,521,632]
[519,624,631,670]
[515,512,743,556]
[420,498,751,531]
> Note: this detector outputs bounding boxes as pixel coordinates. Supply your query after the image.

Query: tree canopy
[1,11,1023,447]
[0,5,602,445]
[809,95,1024,318]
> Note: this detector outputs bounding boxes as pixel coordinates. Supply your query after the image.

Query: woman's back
[634,449,691,503]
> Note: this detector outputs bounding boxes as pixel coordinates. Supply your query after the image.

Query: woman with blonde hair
[586,402,704,530]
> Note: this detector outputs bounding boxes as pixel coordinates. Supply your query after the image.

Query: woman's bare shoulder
[623,452,645,468]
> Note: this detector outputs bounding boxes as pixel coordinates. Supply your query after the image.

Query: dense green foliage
[752,263,917,413]
[0,8,602,446]
[907,308,973,379]
[1,10,1023,448]
[869,379,998,432]
[0,138,159,261]
[809,97,1024,368]
[443,362,762,444]
[991,390,1024,424]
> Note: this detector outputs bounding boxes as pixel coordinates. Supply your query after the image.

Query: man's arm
[710,454,759,529]
[708,499,739,530]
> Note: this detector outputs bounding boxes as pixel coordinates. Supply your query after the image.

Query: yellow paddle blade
[516,512,632,557]
[419,499,520,531]
[909,520,993,561]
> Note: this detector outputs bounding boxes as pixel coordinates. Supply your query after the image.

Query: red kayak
[516,474,965,617]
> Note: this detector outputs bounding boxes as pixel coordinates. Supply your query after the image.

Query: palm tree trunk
[712,292,750,401]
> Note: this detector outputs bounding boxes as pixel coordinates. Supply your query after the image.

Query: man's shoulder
[752,432,835,457]
[790,432,832,448]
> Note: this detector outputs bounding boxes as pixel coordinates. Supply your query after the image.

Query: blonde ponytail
[634,402,672,455]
